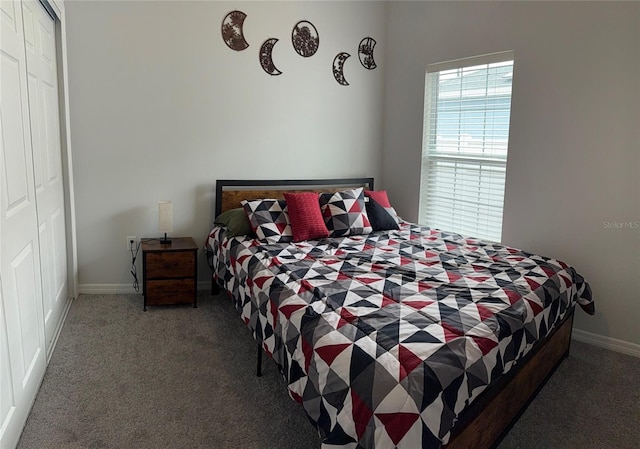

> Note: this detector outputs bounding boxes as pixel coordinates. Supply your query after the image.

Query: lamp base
[160,233,172,245]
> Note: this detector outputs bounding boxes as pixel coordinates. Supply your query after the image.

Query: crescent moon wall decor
[332,52,351,86]
[259,38,282,76]
[291,20,319,57]
[358,37,377,70]
[222,10,249,51]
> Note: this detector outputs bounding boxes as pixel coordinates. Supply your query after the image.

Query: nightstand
[141,237,198,311]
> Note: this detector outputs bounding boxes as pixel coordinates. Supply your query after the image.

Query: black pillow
[366,198,399,231]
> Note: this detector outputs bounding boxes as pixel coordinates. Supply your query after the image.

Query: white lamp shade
[158,201,173,233]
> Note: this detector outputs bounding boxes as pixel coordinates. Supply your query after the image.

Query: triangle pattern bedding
[206,221,593,448]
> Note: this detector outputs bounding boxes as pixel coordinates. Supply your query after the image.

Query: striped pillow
[283,192,329,242]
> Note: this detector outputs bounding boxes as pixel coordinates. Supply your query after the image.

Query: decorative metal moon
[222,10,249,51]
[332,52,351,86]
[291,20,319,57]
[358,37,377,70]
[259,38,282,76]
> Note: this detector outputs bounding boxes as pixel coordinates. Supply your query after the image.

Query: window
[419,51,514,242]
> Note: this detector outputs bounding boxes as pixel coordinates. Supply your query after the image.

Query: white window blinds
[419,51,514,242]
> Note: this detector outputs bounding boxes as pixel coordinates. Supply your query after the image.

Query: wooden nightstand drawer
[145,251,195,278]
[145,279,195,306]
[141,237,198,311]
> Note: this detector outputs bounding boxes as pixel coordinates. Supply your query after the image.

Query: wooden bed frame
[214,177,375,217]
[212,177,574,449]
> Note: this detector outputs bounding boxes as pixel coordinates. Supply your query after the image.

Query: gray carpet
[17,293,640,449]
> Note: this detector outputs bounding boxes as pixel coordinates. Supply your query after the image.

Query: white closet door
[22,0,67,353]
[0,279,17,448]
[0,0,47,447]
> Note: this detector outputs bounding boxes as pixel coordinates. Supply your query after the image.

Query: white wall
[382,1,640,347]
[66,0,640,349]
[65,1,387,288]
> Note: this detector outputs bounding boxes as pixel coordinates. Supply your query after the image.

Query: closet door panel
[0,0,47,447]
[6,244,43,375]
[1,53,30,213]
[23,0,68,351]
[1,285,17,445]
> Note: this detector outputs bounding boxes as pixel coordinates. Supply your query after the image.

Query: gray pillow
[214,208,253,237]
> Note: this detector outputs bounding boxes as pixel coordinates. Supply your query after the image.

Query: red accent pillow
[364,190,392,208]
[283,192,329,242]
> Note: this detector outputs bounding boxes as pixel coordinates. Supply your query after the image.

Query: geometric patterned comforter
[206,221,594,449]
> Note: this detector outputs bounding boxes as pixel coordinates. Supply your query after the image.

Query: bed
[205,178,594,449]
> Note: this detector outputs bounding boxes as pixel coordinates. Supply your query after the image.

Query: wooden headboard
[215,178,374,217]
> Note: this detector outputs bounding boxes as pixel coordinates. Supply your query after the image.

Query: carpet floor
[17,293,640,449]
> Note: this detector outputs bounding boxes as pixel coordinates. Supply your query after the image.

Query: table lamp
[158,200,173,244]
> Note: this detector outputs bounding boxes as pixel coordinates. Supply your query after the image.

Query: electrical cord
[130,241,141,292]
[130,238,163,292]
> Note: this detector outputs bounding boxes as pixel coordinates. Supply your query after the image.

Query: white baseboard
[78,284,138,294]
[78,282,212,295]
[197,280,215,292]
[572,329,640,358]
